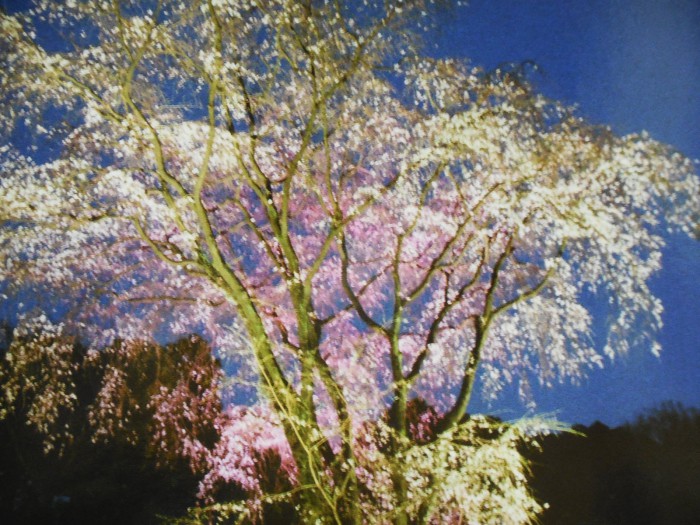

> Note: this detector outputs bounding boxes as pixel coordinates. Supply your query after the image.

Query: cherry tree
[1,1,698,523]
[0,320,222,472]
[0,316,79,455]
[87,334,222,472]
[0,324,225,520]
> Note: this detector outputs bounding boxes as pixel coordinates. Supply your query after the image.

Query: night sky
[433,0,700,426]
[2,0,699,427]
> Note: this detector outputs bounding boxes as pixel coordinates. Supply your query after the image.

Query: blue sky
[433,0,700,425]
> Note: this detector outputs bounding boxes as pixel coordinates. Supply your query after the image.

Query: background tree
[87,334,222,470]
[0,1,698,523]
[0,317,81,455]
[529,404,700,525]
[0,323,222,524]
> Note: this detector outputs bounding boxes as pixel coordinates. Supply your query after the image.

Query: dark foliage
[0,437,199,525]
[529,402,700,525]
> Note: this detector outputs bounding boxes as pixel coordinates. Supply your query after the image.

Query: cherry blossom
[0,316,78,454]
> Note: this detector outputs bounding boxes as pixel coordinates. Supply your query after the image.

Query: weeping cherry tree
[0,1,698,523]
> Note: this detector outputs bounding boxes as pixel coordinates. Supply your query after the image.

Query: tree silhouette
[530,404,700,525]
